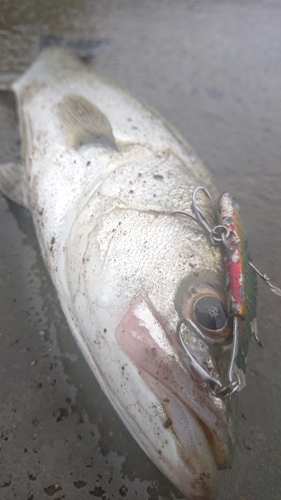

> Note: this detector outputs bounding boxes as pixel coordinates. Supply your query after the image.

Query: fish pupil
[194,296,227,331]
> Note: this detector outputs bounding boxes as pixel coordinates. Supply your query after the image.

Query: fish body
[0,47,256,499]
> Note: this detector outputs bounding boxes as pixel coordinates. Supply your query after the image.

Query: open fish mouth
[116,296,236,473]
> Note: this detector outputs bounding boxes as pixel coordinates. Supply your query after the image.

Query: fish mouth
[116,296,236,470]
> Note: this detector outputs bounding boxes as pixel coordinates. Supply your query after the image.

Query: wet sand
[1,1,281,499]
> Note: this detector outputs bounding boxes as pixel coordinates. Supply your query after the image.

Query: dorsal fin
[40,36,109,61]
[56,94,117,150]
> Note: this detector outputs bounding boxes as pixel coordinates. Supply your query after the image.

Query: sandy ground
[1,1,281,499]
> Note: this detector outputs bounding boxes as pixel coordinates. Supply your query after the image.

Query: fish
[0,46,257,500]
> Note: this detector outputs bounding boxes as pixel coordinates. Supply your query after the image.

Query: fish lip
[142,350,234,469]
[160,319,235,469]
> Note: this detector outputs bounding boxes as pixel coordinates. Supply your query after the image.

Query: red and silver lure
[173,186,281,399]
[217,192,247,319]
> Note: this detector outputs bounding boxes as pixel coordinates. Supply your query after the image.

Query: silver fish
[0,47,256,500]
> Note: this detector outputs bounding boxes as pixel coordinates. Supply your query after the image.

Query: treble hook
[177,316,242,399]
[191,187,232,245]
[190,186,215,237]
[171,186,230,245]
[171,186,215,234]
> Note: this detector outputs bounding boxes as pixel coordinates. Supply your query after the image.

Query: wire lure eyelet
[210,224,230,245]
[213,373,241,400]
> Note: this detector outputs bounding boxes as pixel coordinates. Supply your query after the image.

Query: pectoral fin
[57,94,117,150]
[0,90,29,208]
[0,162,29,208]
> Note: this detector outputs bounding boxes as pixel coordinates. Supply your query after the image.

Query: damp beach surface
[1,1,281,499]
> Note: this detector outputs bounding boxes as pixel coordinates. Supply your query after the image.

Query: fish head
[113,216,256,498]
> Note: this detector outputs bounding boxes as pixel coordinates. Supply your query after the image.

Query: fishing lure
[173,186,281,399]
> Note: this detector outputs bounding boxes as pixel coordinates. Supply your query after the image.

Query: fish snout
[116,296,235,499]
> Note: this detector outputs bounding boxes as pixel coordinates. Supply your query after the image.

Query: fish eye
[193,296,228,331]
[175,277,232,344]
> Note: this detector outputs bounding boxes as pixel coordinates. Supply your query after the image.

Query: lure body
[217,192,247,318]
